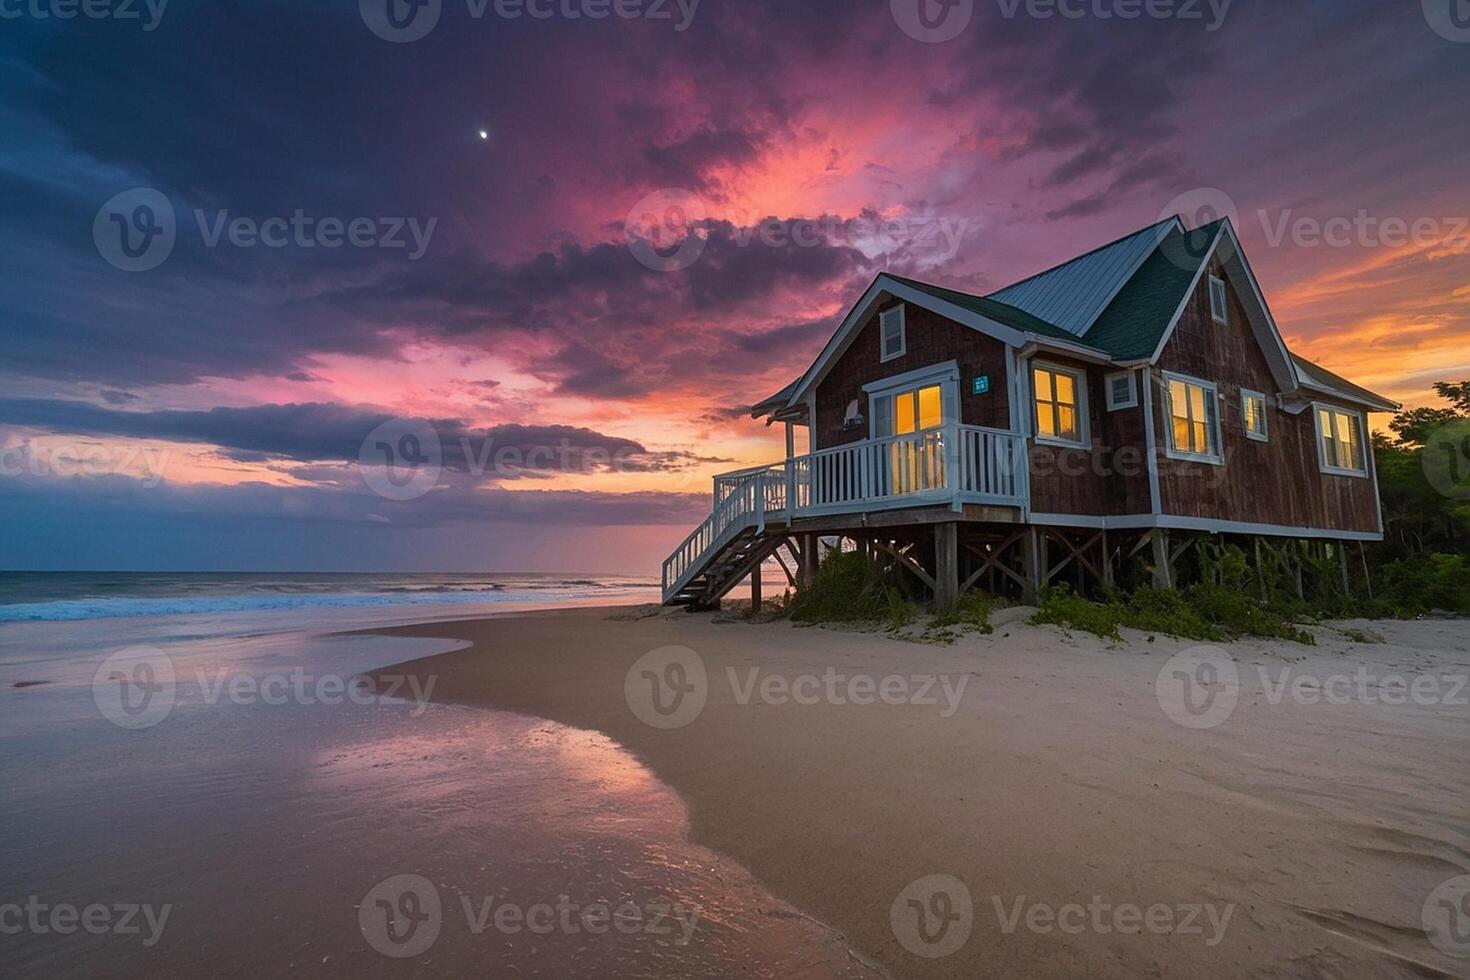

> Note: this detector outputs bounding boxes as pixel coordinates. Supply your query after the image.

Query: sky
[1,0,1468,572]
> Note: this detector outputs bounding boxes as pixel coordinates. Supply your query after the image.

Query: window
[1315,404,1367,476]
[1033,363,1088,447]
[1164,372,1222,463]
[893,384,943,435]
[880,306,905,362]
[1241,389,1269,442]
[1209,275,1229,324]
[1105,371,1138,411]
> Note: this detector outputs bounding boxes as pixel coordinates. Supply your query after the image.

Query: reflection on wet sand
[0,608,875,979]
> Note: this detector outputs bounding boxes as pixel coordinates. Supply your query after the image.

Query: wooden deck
[662,424,1026,603]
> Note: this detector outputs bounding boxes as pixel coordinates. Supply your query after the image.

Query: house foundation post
[798,532,818,590]
[1359,542,1374,601]
[750,561,762,614]
[1337,541,1351,598]
[1151,530,1174,590]
[935,522,960,609]
[1022,526,1042,604]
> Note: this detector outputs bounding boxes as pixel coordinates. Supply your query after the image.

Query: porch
[662,424,1027,604]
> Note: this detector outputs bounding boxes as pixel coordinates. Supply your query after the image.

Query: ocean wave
[0,588,645,623]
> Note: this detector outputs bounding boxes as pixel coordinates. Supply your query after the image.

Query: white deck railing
[663,424,1026,601]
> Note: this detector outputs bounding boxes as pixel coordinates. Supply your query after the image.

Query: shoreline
[359,604,1470,978]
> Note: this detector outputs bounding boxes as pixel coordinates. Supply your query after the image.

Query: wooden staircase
[664,528,787,609]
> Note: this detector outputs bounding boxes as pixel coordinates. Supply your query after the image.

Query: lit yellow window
[1034,366,1082,444]
[893,384,943,435]
[1167,375,1219,459]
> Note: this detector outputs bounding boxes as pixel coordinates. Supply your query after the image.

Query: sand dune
[365,609,1470,979]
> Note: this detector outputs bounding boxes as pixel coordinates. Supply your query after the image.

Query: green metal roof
[882,273,1098,347]
[1081,220,1225,361]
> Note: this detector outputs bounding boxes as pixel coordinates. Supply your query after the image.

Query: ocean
[0,570,661,622]
[0,574,866,977]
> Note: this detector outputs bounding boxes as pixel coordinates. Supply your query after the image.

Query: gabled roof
[1292,354,1400,412]
[754,215,1398,420]
[1083,220,1225,360]
[883,273,1087,344]
[989,217,1179,336]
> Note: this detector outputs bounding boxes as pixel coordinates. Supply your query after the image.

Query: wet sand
[0,607,871,979]
[366,607,1470,979]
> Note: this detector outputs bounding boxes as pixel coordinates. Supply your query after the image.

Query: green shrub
[789,549,916,627]
[1032,583,1315,644]
[1369,553,1470,617]
[922,591,996,643]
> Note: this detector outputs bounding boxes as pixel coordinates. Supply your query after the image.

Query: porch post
[784,421,795,460]
[935,522,960,608]
[798,532,818,590]
[1151,530,1174,590]
[1022,526,1042,604]
[1359,542,1374,601]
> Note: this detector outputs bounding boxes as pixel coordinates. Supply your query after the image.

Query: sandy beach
[365,606,1470,979]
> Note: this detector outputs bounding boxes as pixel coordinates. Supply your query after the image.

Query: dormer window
[880,305,906,362]
[1209,274,1228,325]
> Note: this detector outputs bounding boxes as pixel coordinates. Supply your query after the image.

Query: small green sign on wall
[972,374,991,395]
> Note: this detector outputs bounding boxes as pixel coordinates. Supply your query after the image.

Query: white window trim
[1105,370,1138,411]
[1241,388,1270,442]
[1313,402,1369,478]
[1161,370,1224,465]
[1031,359,1091,450]
[1209,274,1228,325]
[864,360,959,439]
[879,305,906,363]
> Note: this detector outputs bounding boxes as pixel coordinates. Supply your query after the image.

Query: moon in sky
[478,130,489,140]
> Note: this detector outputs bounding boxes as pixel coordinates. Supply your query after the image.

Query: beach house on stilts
[661,217,1399,610]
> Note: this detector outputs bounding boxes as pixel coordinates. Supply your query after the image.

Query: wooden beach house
[661,217,1399,609]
